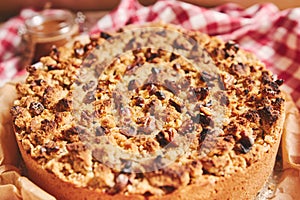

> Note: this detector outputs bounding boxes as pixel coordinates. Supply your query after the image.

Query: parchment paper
[0,79,299,200]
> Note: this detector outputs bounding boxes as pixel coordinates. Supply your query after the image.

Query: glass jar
[21,9,79,66]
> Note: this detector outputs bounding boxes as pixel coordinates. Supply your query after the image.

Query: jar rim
[25,9,75,38]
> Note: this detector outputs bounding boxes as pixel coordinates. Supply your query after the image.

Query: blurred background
[1,0,300,22]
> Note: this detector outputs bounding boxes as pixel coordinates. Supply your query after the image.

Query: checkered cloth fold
[1,0,299,109]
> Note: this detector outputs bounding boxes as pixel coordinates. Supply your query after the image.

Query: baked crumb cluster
[11,24,284,196]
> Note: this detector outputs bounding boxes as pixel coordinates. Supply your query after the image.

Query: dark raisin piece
[145,83,157,96]
[229,63,247,76]
[160,186,176,194]
[56,98,72,112]
[156,30,167,36]
[154,154,163,162]
[66,142,86,152]
[169,99,182,113]
[10,105,22,117]
[258,106,278,126]
[124,38,135,50]
[164,80,180,95]
[151,67,160,75]
[192,113,211,127]
[44,141,60,154]
[86,52,97,60]
[173,38,189,50]
[100,31,112,39]
[144,99,156,114]
[261,71,271,84]
[275,79,284,86]
[41,119,57,132]
[133,96,144,107]
[225,40,239,52]
[82,80,96,92]
[35,79,44,86]
[236,135,254,153]
[156,131,169,147]
[220,94,229,106]
[155,91,166,100]
[83,91,96,104]
[193,87,209,101]
[244,110,259,123]
[199,128,209,142]
[200,71,217,82]
[169,52,179,62]
[132,48,142,55]
[145,48,158,62]
[29,102,44,116]
[112,92,123,110]
[172,63,181,71]
[96,126,105,136]
[224,40,239,58]
[121,160,132,173]
[47,65,59,71]
[120,126,137,137]
[84,43,93,52]
[128,79,139,91]
[178,119,194,134]
[81,110,93,124]
[126,56,144,72]
[179,77,191,91]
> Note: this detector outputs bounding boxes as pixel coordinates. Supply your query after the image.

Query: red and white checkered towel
[1,0,300,109]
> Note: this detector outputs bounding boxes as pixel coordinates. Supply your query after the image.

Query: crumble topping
[11,24,284,196]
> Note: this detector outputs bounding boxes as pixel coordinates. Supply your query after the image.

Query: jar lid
[25,9,75,38]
